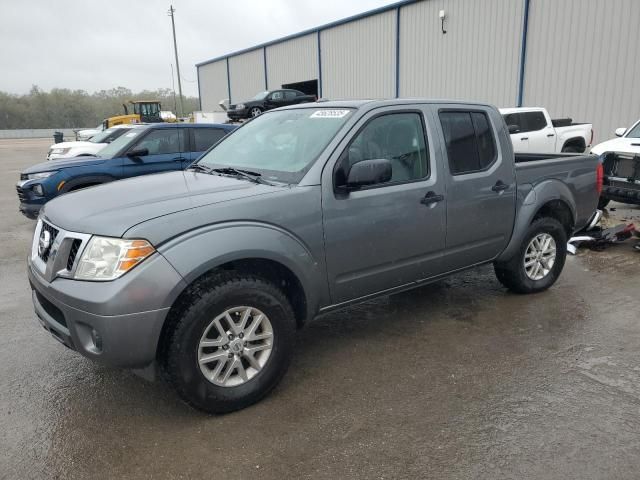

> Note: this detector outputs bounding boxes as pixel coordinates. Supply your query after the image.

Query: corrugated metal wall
[399,0,523,106]
[198,0,639,143]
[228,49,265,104]
[266,34,318,90]
[198,60,228,112]
[523,0,640,142]
[320,11,396,99]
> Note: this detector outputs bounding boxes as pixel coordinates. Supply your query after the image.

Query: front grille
[39,222,59,263]
[35,290,67,328]
[67,239,82,271]
[16,185,27,202]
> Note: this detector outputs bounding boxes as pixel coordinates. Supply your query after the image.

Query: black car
[227,89,316,120]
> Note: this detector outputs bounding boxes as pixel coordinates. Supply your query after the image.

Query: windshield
[251,91,269,101]
[89,127,128,144]
[96,129,145,158]
[625,121,640,138]
[197,108,354,183]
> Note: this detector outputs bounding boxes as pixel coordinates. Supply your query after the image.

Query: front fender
[497,179,576,262]
[157,221,326,319]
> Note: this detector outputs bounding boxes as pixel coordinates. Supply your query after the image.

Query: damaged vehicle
[597,151,640,208]
[27,99,600,414]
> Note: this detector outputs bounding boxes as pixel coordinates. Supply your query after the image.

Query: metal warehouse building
[196,0,640,142]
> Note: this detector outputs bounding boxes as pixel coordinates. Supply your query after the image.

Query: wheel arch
[561,136,586,152]
[60,174,116,193]
[497,180,576,262]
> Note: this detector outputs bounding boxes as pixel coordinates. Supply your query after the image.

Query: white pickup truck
[500,107,593,154]
[591,118,640,155]
[47,124,141,160]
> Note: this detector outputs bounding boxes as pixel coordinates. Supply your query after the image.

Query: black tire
[561,144,584,153]
[161,274,296,414]
[597,197,610,209]
[249,107,263,118]
[494,217,567,294]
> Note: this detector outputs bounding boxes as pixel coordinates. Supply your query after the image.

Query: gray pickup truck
[27,100,600,413]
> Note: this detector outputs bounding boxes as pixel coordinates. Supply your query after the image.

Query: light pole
[168,5,184,117]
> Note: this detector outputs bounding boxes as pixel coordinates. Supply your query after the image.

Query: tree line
[0,86,200,129]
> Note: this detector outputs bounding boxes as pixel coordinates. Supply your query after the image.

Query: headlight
[50,148,71,155]
[236,103,245,110]
[27,171,57,180]
[75,237,155,281]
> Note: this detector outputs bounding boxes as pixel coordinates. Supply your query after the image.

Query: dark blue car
[17,123,236,218]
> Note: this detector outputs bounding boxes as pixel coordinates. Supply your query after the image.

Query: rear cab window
[439,110,497,175]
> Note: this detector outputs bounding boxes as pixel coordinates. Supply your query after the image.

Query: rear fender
[497,179,576,262]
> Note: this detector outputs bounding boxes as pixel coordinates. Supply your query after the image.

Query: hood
[49,141,101,150]
[23,156,107,174]
[42,170,280,237]
[591,137,640,155]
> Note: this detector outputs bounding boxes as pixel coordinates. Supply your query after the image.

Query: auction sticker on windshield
[310,109,351,119]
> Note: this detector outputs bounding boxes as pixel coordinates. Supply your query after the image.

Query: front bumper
[16,181,46,219]
[227,108,249,120]
[28,248,186,369]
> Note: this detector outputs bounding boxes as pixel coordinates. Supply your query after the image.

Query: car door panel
[322,107,447,304]
[434,106,516,270]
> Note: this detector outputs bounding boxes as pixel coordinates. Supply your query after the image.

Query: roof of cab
[277,98,497,112]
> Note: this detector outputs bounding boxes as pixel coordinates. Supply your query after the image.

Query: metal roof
[196,0,421,67]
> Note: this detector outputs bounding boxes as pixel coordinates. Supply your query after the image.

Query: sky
[0,0,395,97]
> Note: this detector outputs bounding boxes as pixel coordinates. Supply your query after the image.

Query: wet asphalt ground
[1,139,640,480]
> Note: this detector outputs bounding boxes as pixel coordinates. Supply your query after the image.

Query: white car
[591,119,640,155]
[47,125,141,160]
[76,123,105,141]
[500,107,593,154]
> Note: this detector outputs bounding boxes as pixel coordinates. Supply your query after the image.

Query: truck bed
[514,152,600,232]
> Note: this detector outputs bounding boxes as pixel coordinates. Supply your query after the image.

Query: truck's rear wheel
[162,274,296,414]
[561,144,584,153]
[494,217,567,294]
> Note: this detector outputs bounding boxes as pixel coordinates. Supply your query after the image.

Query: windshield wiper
[187,163,214,174]
[211,167,275,185]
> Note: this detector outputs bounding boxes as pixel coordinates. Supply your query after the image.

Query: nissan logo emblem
[38,229,52,257]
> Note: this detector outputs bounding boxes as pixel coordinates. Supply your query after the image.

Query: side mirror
[346,159,392,189]
[615,127,626,137]
[127,148,149,158]
[508,124,520,134]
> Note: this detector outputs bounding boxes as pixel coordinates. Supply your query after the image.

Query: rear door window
[522,111,547,131]
[192,128,227,152]
[503,111,547,133]
[439,111,497,175]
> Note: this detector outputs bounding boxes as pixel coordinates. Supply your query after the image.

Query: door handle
[546,133,555,137]
[420,191,444,206]
[492,180,509,192]
[173,157,187,162]
[520,137,529,141]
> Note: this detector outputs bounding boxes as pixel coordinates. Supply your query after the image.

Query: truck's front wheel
[494,217,567,294]
[162,274,296,414]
